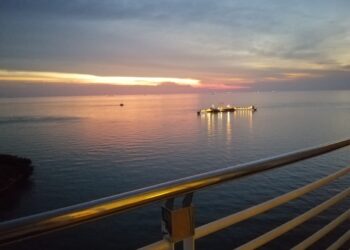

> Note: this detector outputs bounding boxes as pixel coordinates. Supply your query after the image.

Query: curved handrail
[0,138,349,245]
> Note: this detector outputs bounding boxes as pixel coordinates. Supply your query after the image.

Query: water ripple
[0,116,82,124]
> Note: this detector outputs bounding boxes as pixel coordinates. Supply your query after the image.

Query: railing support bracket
[161,193,195,249]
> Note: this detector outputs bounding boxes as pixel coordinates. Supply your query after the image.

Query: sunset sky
[0,1,349,96]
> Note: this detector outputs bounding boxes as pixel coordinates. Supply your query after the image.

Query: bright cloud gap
[0,70,200,87]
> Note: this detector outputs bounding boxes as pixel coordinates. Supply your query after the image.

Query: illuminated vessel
[197,105,256,115]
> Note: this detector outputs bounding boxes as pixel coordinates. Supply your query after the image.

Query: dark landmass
[0,154,33,194]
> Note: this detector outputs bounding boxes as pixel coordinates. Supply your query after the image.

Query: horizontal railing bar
[141,166,350,250]
[0,138,349,245]
[139,241,173,250]
[292,208,350,250]
[139,239,172,249]
[236,187,350,250]
[196,166,350,239]
[326,230,350,250]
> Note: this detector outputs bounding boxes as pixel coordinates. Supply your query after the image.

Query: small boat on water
[197,105,256,115]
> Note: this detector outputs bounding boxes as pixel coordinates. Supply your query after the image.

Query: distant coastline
[0,82,349,98]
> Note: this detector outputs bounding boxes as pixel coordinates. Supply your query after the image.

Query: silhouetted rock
[0,154,33,194]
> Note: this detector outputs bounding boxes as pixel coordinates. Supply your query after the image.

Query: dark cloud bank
[0,1,350,96]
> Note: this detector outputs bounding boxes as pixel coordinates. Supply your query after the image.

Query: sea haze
[0,91,349,250]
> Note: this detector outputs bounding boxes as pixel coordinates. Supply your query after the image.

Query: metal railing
[0,138,349,249]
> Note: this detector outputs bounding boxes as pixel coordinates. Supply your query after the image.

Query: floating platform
[197,105,256,115]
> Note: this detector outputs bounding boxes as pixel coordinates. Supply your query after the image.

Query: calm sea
[0,91,349,250]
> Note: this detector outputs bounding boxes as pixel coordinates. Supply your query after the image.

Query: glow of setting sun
[0,70,200,87]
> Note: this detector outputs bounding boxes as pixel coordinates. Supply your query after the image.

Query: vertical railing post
[182,193,195,250]
[161,193,195,250]
[183,236,195,250]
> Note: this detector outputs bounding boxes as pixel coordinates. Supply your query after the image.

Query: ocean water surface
[0,91,349,249]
